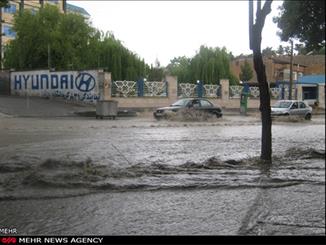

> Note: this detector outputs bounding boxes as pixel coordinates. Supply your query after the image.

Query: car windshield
[171,99,191,107]
[272,101,292,108]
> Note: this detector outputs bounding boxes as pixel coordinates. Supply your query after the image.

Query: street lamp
[289,39,294,100]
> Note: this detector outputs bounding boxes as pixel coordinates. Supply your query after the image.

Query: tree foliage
[275,45,291,55]
[147,65,164,81]
[166,56,192,82]
[273,0,325,52]
[262,47,276,57]
[239,60,253,82]
[4,5,148,81]
[166,45,239,85]
[0,0,9,8]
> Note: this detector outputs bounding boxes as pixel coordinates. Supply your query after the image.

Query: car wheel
[216,113,222,118]
[305,113,312,120]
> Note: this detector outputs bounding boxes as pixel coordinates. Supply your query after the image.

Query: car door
[199,99,213,114]
[298,101,308,116]
[289,102,300,115]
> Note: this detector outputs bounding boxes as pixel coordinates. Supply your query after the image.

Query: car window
[192,100,201,108]
[171,99,190,107]
[200,100,213,107]
[291,102,298,109]
[272,101,292,108]
[299,102,306,108]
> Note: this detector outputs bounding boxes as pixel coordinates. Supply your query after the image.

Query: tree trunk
[253,52,272,161]
[251,0,273,162]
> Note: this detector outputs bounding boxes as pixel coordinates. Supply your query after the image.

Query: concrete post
[0,70,11,95]
[220,79,229,101]
[104,72,112,100]
[98,71,112,100]
[166,75,178,102]
[296,84,303,100]
[318,84,325,109]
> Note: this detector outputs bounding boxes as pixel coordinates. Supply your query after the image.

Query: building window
[48,0,59,4]
[283,69,297,81]
[2,25,16,38]
[3,4,17,14]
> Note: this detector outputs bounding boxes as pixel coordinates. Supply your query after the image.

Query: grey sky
[69,0,286,66]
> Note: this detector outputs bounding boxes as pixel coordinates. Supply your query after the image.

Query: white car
[271,100,312,120]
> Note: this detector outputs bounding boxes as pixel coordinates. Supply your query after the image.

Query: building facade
[1,1,66,47]
[230,55,325,85]
[66,3,90,19]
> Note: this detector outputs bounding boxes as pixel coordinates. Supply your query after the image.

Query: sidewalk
[0,95,324,118]
[0,95,94,117]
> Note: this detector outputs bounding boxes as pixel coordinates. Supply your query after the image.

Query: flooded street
[0,114,325,235]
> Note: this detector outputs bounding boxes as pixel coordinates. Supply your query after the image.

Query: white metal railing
[113,80,137,97]
[229,85,243,98]
[203,84,220,97]
[144,81,167,97]
[178,83,197,97]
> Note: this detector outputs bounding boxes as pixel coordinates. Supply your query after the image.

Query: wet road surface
[0,114,325,235]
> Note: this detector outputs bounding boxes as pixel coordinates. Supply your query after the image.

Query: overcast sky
[68,0,286,66]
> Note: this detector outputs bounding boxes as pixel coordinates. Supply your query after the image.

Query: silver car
[271,100,312,120]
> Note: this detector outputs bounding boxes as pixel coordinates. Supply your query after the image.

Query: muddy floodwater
[0,115,325,235]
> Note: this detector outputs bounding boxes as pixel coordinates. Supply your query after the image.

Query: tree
[4,5,147,81]
[294,43,308,55]
[234,53,253,59]
[166,45,238,85]
[262,47,276,57]
[4,5,92,69]
[0,0,9,8]
[276,45,291,55]
[147,58,164,81]
[249,0,273,162]
[166,56,192,82]
[273,0,325,52]
[239,60,253,82]
[147,65,164,81]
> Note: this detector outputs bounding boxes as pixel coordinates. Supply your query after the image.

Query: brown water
[0,116,324,235]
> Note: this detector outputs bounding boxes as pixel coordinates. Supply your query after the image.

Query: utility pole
[289,39,293,100]
[20,0,24,12]
[48,43,51,69]
[0,7,2,70]
[63,0,67,13]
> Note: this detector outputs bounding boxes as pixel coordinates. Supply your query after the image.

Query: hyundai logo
[75,73,96,92]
